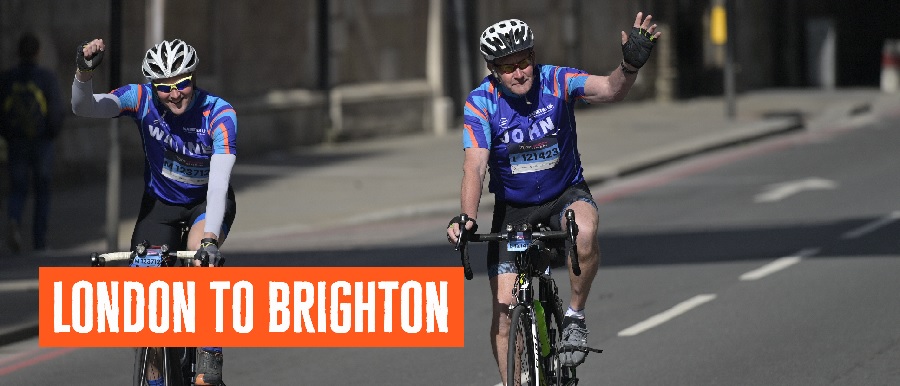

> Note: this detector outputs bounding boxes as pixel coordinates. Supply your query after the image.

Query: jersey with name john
[112,84,237,205]
[463,64,590,205]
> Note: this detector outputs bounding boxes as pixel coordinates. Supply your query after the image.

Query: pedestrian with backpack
[0,33,66,253]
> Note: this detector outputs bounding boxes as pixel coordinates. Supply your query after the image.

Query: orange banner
[39,267,464,347]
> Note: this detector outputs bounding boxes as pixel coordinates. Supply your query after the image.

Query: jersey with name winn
[463,64,590,205]
[112,84,237,205]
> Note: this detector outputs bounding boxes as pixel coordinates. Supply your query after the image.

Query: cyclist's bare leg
[561,200,600,311]
[187,219,227,266]
[490,272,517,385]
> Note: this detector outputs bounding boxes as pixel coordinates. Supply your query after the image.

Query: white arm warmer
[71,77,122,118]
[204,153,236,236]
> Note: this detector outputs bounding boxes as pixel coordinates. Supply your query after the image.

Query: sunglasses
[494,54,533,74]
[153,75,193,93]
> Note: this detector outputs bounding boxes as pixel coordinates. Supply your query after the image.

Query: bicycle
[90,239,224,386]
[455,209,602,386]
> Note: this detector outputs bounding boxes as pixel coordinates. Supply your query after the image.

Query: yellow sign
[711,5,727,45]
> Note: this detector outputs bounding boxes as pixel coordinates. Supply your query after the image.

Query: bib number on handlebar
[507,230,532,252]
[131,250,164,267]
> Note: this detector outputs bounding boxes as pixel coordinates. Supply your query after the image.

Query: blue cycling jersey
[463,64,590,205]
[111,84,237,205]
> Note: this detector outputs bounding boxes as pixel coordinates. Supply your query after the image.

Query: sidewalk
[2,87,898,256]
[1,87,899,344]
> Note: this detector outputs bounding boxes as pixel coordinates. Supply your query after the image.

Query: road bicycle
[455,209,602,386]
[91,239,224,386]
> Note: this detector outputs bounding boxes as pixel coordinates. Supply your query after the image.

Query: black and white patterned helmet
[141,39,199,80]
[479,19,534,62]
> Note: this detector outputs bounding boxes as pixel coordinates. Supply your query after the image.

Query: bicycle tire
[133,347,190,386]
[508,305,538,386]
[546,298,577,385]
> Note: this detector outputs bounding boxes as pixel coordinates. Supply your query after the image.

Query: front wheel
[508,305,538,386]
[134,347,166,386]
[133,347,190,386]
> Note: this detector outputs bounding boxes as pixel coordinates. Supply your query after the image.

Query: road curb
[581,116,804,185]
[0,322,39,346]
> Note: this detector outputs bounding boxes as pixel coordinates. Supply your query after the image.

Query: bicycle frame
[507,225,571,386]
[455,209,599,386]
[91,241,220,386]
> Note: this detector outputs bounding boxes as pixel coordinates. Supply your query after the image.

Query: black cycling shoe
[194,348,223,385]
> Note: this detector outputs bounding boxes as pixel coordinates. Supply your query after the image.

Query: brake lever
[454,214,467,251]
[565,209,581,276]
[196,250,210,267]
[456,213,474,280]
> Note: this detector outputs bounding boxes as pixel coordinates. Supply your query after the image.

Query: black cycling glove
[448,215,478,233]
[621,27,657,69]
[75,40,103,71]
[196,238,224,267]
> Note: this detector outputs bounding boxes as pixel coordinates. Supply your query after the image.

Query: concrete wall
[1,0,897,188]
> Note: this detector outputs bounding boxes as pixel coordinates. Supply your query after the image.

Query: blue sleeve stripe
[567,73,589,100]
[462,123,485,149]
[111,84,141,115]
[463,106,490,149]
[462,79,497,148]
[213,120,236,154]
[206,99,238,155]
[553,67,563,98]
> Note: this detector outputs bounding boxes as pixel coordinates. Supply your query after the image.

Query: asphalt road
[3,113,900,385]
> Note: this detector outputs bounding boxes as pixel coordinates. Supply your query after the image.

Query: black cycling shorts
[487,182,597,278]
[130,187,237,250]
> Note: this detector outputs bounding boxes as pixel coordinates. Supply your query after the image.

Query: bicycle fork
[138,348,169,386]
[511,273,546,385]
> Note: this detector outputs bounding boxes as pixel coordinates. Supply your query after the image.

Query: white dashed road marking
[617,294,717,337]
[0,279,38,293]
[739,248,818,281]
[841,210,900,239]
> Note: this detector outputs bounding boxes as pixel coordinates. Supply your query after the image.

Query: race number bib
[162,149,210,185]
[507,230,532,252]
[130,250,163,267]
[508,137,560,174]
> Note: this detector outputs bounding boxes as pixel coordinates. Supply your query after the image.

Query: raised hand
[621,12,662,70]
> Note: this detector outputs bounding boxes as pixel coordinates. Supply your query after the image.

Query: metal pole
[723,0,736,119]
[106,0,122,250]
[318,0,330,92]
[563,0,580,65]
[427,0,451,135]
[318,0,332,133]
[452,0,472,105]
[146,0,165,49]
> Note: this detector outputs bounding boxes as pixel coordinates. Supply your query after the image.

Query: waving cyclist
[447,13,660,384]
[71,38,235,386]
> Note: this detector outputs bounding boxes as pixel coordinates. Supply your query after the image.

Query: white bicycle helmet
[479,19,534,62]
[141,39,199,80]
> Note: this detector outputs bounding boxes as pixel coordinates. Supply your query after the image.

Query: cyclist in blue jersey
[71,38,234,386]
[447,13,660,384]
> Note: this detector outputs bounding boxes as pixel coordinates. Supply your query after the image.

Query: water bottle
[533,301,551,357]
